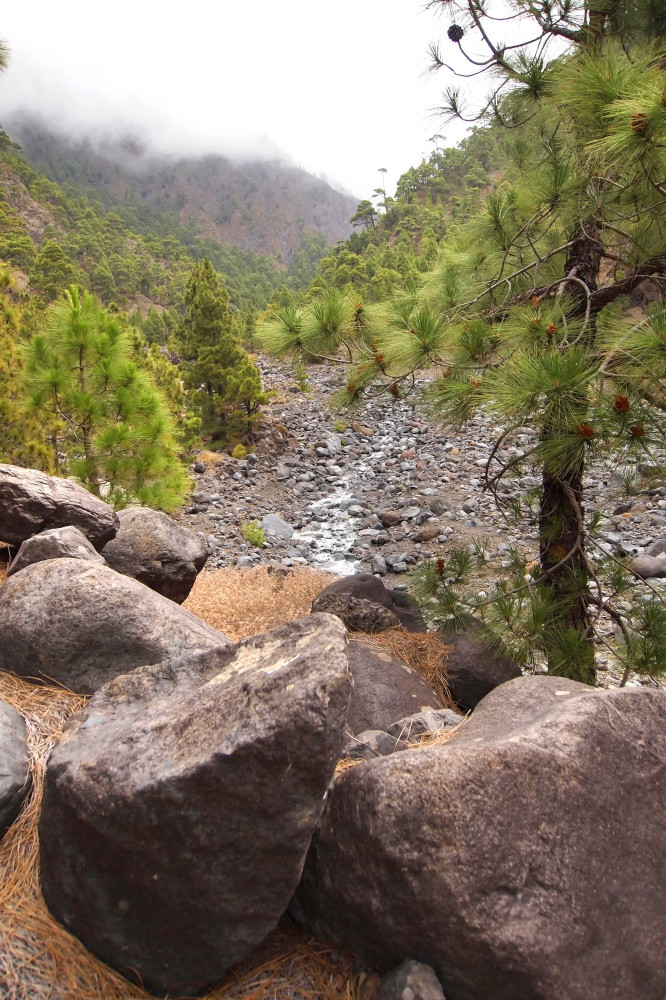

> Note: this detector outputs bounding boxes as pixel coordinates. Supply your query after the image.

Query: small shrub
[294,361,310,393]
[232,443,247,460]
[241,519,266,547]
[333,419,348,433]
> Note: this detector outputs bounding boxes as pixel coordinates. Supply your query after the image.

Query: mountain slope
[5,118,357,259]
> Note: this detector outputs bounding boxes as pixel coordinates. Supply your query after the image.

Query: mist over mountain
[4,115,357,260]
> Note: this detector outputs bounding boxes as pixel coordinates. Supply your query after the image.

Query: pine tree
[30,239,78,301]
[0,271,53,470]
[23,286,189,511]
[176,258,267,445]
[261,2,666,684]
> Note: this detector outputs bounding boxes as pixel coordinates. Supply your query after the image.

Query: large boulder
[39,615,351,997]
[443,626,521,711]
[291,678,666,1000]
[0,558,229,694]
[346,639,442,736]
[0,464,118,550]
[101,506,208,603]
[7,525,105,577]
[0,698,31,838]
[312,574,426,633]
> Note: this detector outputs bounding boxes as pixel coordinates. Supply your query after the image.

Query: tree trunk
[538,223,602,683]
[539,460,595,683]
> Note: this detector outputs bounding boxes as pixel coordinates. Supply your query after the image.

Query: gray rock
[313,575,426,633]
[371,554,388,576]
[0,558,229,694]
[381,961,447,1000]
[346,640,442,736]
[401,506,421,520]
[646,537,666,557]
[40,615,351,997]
[291,678,666,1000]
[384,708,464,742]
[0,698,31,838]
[312,593,401,633]
[0,464,118,549]
[7,526,105,577]
[443,626,522,711]
[343,729,410,761]
[261,513,294,539]
[101,506,208,603]
[627,553,666,578]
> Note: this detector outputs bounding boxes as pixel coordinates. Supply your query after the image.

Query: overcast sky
[0,1,476,199]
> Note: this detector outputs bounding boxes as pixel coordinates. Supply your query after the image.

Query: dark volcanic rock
[312,574,426,633]
[443,626,522,711]
[0,464,118,549]
[0,698,31,838]
[291,678,666,1000]
[7,525,105,577]
[313,593,401,633]
[346,639,442,736]
[101,506,208,603]
[0,558,229,694]
[39,615,351,997]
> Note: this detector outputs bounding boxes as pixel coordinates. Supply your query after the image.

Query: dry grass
[348,629,453,708]
[184,566,336,641]
[0,670,373,1000]
[335,717,466,777]
[1,539,10,584]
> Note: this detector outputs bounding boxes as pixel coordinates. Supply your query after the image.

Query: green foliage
[306,126,504,303]
[262,3,666,683]
[294,360,310,393]
[22,286,190,510]
[350,200,378,231]
[241,519,266,547]
[176,259,268,444]
[30,239,78,301]
[0,271,53,470]
[0,136,335,316]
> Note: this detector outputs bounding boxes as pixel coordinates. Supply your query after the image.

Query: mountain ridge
[4,116,357,260]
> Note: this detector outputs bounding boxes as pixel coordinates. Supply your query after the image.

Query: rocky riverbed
[180,357,666,686]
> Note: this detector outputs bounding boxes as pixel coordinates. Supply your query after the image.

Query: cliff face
[6,119,357,259]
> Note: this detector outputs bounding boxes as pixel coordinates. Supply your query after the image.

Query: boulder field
[0,459,664,1000]
[291,677,666,1000]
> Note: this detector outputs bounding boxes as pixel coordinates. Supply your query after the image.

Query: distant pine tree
[176,258,267,445]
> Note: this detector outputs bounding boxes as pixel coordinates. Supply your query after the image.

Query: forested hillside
[0,128,334,315]
[309,125,504,300]
[6,117,356,259]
